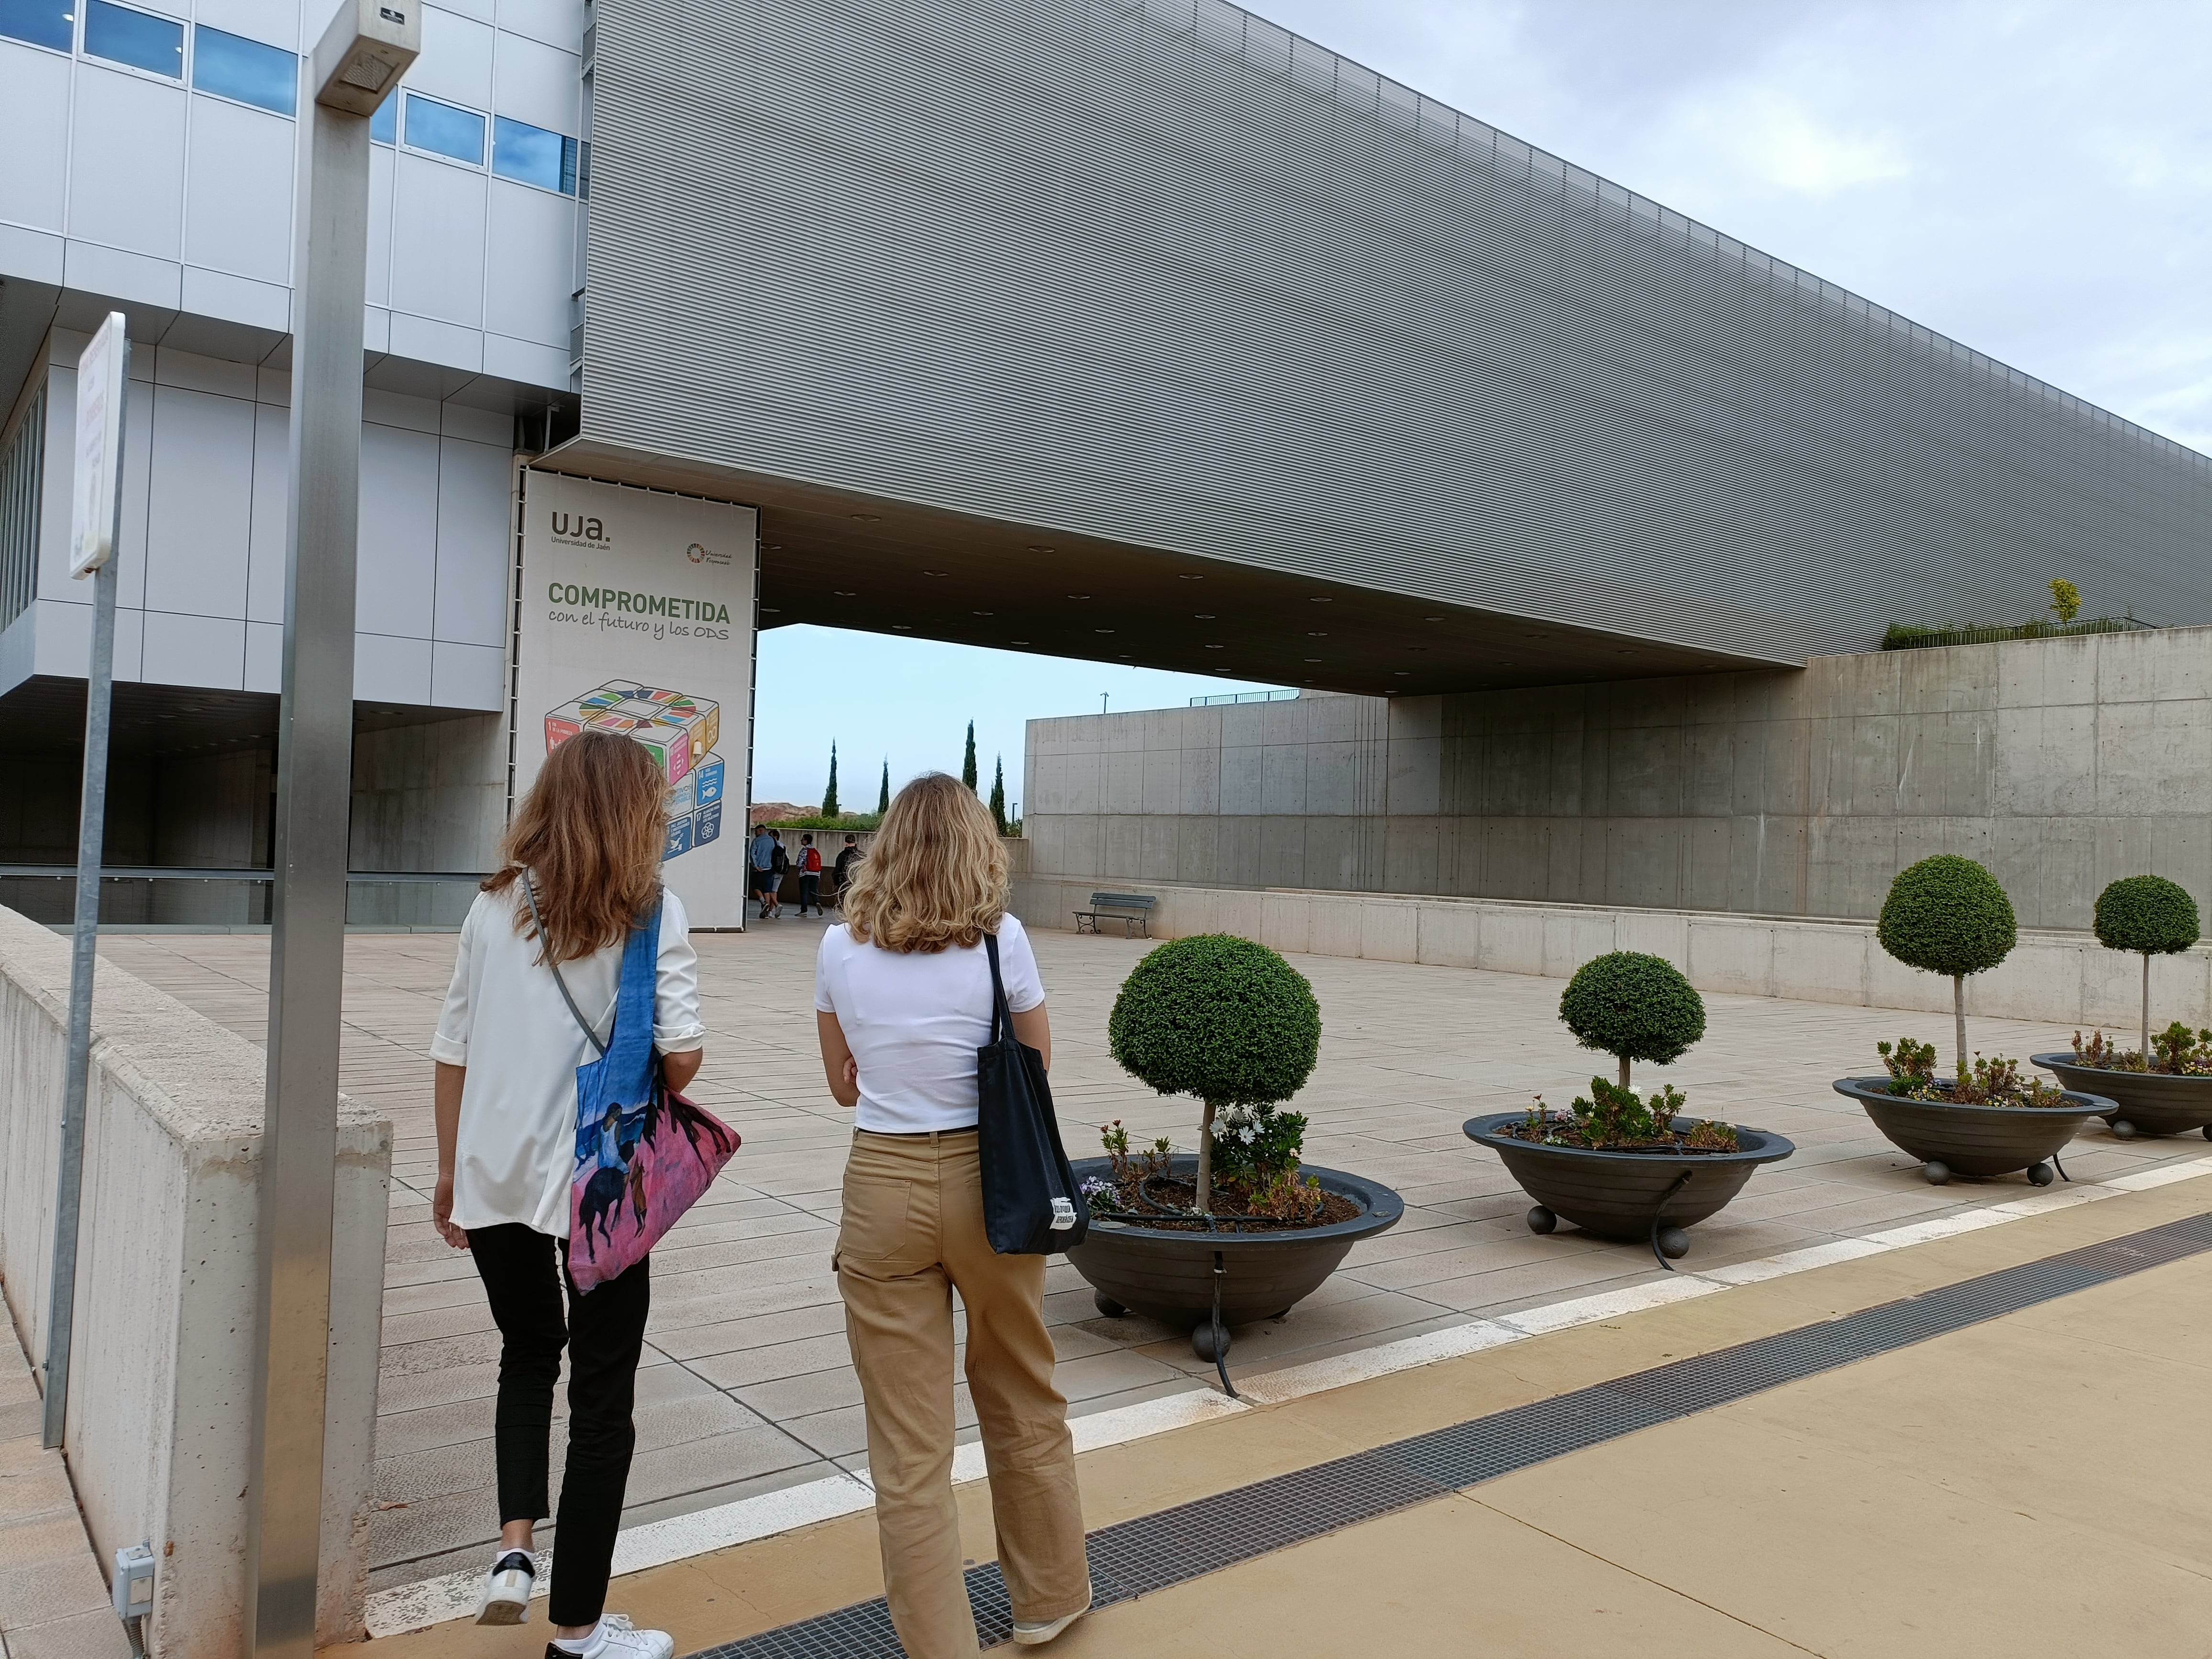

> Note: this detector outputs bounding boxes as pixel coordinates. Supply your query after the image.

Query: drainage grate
[688,1209,2212,1658]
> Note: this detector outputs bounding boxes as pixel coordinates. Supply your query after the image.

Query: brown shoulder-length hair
[842,772,1006,953]
[484,730,667,962]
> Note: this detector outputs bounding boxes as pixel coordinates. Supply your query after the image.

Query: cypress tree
[962,721,978,790]
[877,759,890,814]
[988,756,1007,833]
[820,741,840,817]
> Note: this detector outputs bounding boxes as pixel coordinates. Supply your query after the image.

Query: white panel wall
[15,342,512,710]
[0,0,583,390]
[183,97,293,285]
[0,42,70,232]
[69,66,187,258]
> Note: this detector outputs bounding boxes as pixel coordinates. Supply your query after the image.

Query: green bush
[1558,952,1705,1084]
[1876,855,2016,978]
[1109,934,1320,1108]
[1108,934,1320,1213]
[2094,876,2200,957]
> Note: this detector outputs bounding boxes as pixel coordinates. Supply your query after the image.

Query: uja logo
[551,511,608,542]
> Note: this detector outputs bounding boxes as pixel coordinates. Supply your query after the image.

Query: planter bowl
[2032,1055,2212,1139]
[1833,1076,2110,1181]
[1062,1157,1403,1335]
[1461,1112,1793,1247]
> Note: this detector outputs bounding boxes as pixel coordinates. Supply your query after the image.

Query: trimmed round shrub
[2094,875,2201,957]
[1558,951,1705,1067]
[1878,855,2016,977]
[1109,935,1320,1106]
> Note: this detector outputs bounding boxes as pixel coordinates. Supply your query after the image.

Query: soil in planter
[2065,1026,2212,1077]
[1878,1039,2079,1107]
[1091,1172,1362,1233]
[1500,1077,1740,1153]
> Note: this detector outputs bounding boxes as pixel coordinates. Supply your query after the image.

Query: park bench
[1073,892,1156,938]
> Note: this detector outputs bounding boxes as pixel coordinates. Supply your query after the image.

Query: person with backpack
[830,832,863,910]
[796,832,824,916]
[748,824,778,919]
[767,829,790,918]
[428,730,710,1659]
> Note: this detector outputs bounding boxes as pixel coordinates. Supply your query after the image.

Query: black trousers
[798,873,819,911]
[467,1223,651,1626]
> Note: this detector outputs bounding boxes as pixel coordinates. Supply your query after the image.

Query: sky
[750,0,2212,808]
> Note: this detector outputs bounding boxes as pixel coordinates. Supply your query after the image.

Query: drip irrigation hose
[1210,1250,1237,1398]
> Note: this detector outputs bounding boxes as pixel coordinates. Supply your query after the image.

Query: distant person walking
[796,833,823,916]
[767,829,789,918]
[749,824,777,920]
[428,730,707,1659]
[813,775,1089,1657]
[830,832,863,910]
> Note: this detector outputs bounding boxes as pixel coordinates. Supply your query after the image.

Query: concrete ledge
[1010,876,2212,1029]
[0,905,391,1655]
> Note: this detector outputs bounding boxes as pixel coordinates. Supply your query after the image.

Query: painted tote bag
[530,883,741,1291]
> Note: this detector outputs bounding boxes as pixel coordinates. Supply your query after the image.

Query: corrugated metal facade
[575,0,2212,664]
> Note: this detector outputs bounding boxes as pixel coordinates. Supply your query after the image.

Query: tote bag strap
[984,930,1016,1042]
[522,874,608,1059]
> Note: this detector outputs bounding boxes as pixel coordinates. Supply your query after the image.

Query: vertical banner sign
[518,474,757,927]
[69,317,126,576]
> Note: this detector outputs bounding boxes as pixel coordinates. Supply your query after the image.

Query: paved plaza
[95,918,2212,1603]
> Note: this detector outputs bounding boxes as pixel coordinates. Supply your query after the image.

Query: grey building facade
[553,0,2212,696]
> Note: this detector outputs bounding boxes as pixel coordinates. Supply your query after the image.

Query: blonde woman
[815,774,1089,1657]
[429,730,706,1659]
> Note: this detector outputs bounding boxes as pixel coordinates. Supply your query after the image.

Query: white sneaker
[547,1614,675,1659]
[475,1549,535,1625]
[1011,1585,1093,1646]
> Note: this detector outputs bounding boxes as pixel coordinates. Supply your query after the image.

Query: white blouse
[431,885,707,1236]
[814,915,1046,1134]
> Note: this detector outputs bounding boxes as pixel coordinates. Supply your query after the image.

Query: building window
[404,93,484,165]
[84,0,182,77]
[0,0,73,53]
[192,24,296,115]
[492,115,577,194]
[371,92,397,144]
[0,384,44,634]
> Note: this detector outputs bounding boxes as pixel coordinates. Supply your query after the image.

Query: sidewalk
[0,1317,128,1659]
[353,1177,2212,1658]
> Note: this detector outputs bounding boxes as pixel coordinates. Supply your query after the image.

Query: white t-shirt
[814,915,1046,1133]
[431,885,707,1236]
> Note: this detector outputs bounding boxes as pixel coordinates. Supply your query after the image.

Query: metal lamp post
[243,4,416,1655]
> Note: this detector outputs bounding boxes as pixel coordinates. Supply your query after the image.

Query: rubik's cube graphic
[546,682,726,859]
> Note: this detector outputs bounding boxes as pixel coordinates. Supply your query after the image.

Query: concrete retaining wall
[1023,627,2212,932]
[1011,874,2212,1033]
[0,906,389,1654]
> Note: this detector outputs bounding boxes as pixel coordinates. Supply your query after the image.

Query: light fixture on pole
[243,3,416,1656]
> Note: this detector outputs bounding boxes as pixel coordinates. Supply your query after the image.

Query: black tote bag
[975,931,1088,1255]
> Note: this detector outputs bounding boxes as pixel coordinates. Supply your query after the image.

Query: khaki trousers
[836,1128,1089,1659]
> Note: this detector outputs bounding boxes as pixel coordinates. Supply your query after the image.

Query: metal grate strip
[689,1209,2212,1657]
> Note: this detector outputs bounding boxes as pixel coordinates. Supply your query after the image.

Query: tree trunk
[2142,953,2152,1062]
[1953,975,1968,1086]
[1618,1055,1631,1090]
[1195,1100,1217,1216]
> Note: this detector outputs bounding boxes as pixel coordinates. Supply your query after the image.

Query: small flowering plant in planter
[1504,1077,1742,1153]
[1875,1038,2069,1106]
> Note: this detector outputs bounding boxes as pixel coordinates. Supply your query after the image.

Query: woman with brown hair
[429,730,706,1659]
[815,773,1090,1658]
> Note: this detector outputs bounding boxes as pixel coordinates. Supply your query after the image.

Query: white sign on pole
[69,313,128,578]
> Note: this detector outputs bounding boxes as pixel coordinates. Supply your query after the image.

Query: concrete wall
[1008,874,2212,1033]
[0,905,390,1653]
[1024,627,2212,932]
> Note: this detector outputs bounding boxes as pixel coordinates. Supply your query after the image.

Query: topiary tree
[2095,875,2201,1060]
[1559,952,1705,1090]
[1108,934,1321,1215]
[1877,855,2017,1083]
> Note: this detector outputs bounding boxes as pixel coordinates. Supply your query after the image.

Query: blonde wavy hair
[484,730,668,962]
[842,772,1007,953]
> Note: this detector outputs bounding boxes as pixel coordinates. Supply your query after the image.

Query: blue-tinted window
[192,25,296,115]
[404,93,483,164]
[0,0,73,52]
[84,0,183,76]
[370,93,397,144]
[493,115,577,194]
